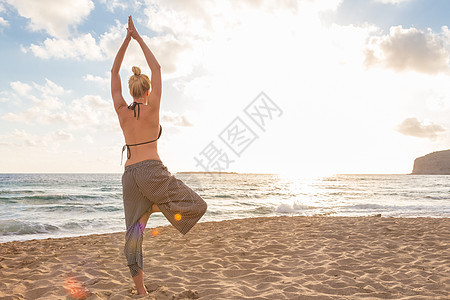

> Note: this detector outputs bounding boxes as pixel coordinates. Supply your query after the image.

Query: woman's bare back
[119,103,161,166]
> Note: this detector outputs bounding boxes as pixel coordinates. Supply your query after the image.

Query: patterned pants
[122,160,207,277]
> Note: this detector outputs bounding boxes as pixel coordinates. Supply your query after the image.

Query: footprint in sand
[172,289,200,299]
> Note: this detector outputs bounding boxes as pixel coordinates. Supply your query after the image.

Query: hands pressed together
[126,16,140,40]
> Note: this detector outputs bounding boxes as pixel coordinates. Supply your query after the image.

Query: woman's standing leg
[126,204,160,295]
[128,204,159,295]
[122,167,159,295]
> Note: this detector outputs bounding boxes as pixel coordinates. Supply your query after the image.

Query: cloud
[0,16,8,27]
[426,92,450,111]
[24,0,341,78]
[365,26,450,74]
[7,94,118,130]
[3,79,67,109]
[9,129,45,147]
[29,79,68,110]
[52,129,73,142]
[374,0,411,4]
[26,17,193,79]
[27,20,141,66]
[4,0,94,38]
[148,34,192,76]
[83,73,110,90]
[1,129,72,148]
[2,106,41,123]
[19,44,27,53]
[99,0,127,12]
[3,77,197,131]
[33,78,68,96]
[143,0,219,37]
[137,0,354,84]
[3,93,118,131]
[307,0,343,11]
[83,74,109,85]
[27,19,126,61]
[396,117,446,140]
[2,77,117,132]
[10,81,32,96]
[0,2,7,27]
[67,95,117,129]
[29,33,104,60]
[11,78,67,102]
[142,0,341,38]
[161,110,194,127]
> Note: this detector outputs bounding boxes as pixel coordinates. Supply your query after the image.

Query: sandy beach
[0,216,449,299]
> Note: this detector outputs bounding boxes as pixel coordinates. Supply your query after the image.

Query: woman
[111,16,207,295]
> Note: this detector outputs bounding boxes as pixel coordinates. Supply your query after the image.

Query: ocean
[0,172,449,243]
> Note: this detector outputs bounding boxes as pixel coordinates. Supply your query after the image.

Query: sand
[0,216,449,299]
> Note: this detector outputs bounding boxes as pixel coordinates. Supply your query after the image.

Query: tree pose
[111,16,207,295]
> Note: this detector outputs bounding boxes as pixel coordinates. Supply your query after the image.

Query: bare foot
[137,288,148,295]
[132,269,148,296]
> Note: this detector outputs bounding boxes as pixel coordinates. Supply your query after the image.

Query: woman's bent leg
[135,164,207,236]
[145,177,207,235]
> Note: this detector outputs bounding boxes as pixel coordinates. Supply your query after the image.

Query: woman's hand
[128,15,140,40]
[126,26,133,40]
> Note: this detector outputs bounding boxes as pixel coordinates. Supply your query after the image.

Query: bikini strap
[121,125,163,165]
[128,102,143,120]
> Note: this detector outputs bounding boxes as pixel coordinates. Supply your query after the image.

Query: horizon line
[0,171,422,176]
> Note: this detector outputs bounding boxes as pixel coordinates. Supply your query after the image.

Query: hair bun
[132,66,141,76]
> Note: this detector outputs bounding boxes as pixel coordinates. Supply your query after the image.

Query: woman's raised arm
[110,28,132,113]
[128,16,162,110]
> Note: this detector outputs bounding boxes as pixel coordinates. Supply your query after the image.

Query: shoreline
[1,215,449,299]
[2,214,449,246]
[2,214,449,245]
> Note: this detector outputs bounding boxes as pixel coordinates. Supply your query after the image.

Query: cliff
[412,149,450,175]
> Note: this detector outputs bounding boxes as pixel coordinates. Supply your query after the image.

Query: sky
[0,0,449,175]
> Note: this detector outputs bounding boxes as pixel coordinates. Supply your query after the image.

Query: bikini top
[121,102,162,165]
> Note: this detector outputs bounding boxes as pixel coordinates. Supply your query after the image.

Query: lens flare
[151,229,159,236]
[64,276,90,299]
[139,222,146,234]
[174,213,182,221]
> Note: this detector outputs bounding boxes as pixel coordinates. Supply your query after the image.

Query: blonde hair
[128,66,151,98]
